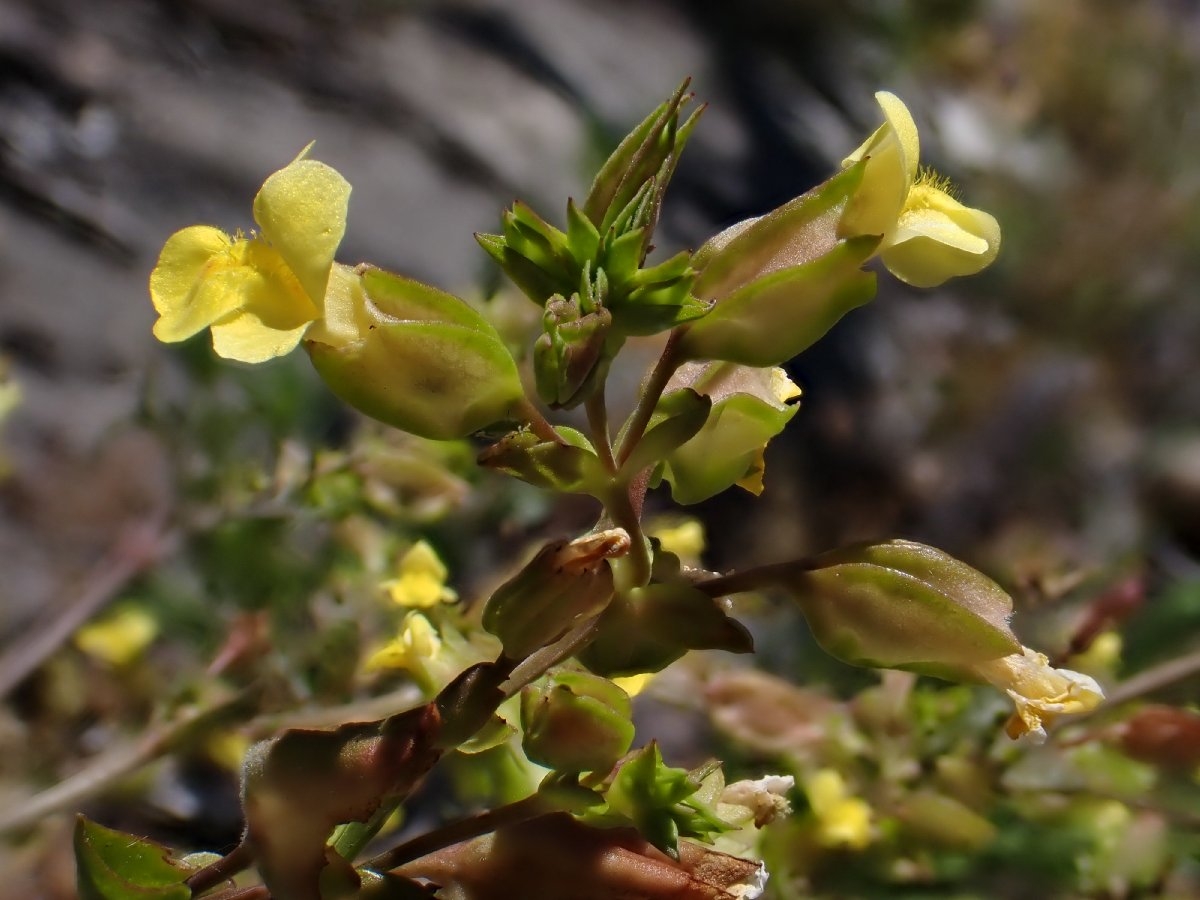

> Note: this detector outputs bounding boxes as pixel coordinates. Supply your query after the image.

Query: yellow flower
[805,769,873,850]
[840,91,1000,288]
[75,606,158,667]
[149,148,350,363]
[363,611,441,674]
[972,646,1104,742]
[382,541,458,608]
[611,672,654,697]
[647,517,706,561]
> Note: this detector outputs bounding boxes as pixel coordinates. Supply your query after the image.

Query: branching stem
[365,794,551,872]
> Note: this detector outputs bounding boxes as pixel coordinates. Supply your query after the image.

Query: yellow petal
[880,184,1001,288]
[363,612,441,673]
[209,309,313,363]
[612,672,654,697]
[205,239,321,362]
[253,157,350,306]
[149,226,239,342]
[840,91,920,239]
[75,607,158,667]
[972,646,1104,742]
[383,541,457,608]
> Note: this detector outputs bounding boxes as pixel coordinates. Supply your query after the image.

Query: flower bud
[782,539,1022,678]
[482,530,629,658]
[534,294,613,408]
[780,540,1103,740]
[521,670,635,772]
[305,267,525,440]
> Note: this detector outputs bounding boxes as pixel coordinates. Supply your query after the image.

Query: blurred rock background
[3,0,1200,895]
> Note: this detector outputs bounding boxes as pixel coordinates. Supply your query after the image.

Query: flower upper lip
[839,91,1002,288]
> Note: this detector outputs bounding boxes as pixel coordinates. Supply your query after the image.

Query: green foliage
[75,817,190,900]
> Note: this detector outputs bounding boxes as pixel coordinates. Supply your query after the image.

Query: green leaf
[566,198,602,265]
[584,80,695,230]
[619,388,712,478]
[75,817,190,900]
[477,427,606,495]
[582,743,732,859]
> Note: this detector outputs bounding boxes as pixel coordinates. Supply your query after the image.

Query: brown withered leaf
[397,813,763,900]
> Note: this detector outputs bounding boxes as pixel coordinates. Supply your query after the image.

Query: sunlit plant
[79,82,1104,900]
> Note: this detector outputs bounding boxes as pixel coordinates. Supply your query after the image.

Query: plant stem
[586,388,617,474]
[186,842,255,895]
[603,484,653,590]
[0,687,255,834]
[365,794,551,872]
[614,332,681,467]
[1094,645,1200,709]
[691,558,817,598]
[514,397,564,445]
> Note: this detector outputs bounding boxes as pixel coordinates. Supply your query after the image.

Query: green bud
[521,670,635,773]
[534,294,614,408]
[580,550,753,677]
[482,530,628,658]
[478,426,605,495]
[655,362,801,504]
[305,267,525,440]
[780,540,1021,679]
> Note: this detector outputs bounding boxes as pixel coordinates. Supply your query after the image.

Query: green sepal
[504,203,572,273]
[480,533,618,659]
[619,388,712,478]
[601,227,648,285]
[579,552,753,676]
[475,232,566,306]
[679,235,879,368]
[306,271,525,440]
[75,817,190,900]
[693,161,867,296]
[783,539,1022,678]
[477,426,606,495]
[521,670,635,773]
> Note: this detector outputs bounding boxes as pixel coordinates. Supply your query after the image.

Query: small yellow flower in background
[382,540,458,608]
[363,611,441,674]
[805,769,873,850]
[840,91,1001,288]
[647,517,706,562]
[149,147,350,363]
[75,606,158,667]
[612,673,654,697]
[206,730,252,773]
[972,646,1104,741]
